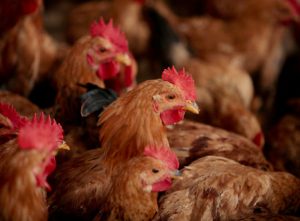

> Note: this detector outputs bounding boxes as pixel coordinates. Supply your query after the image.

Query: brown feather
[168,120,272,170]
[48,148,111,220]
[0,139,48,221]
[98,79,176,164]
[155,156,300,221]
[53,36,105,123]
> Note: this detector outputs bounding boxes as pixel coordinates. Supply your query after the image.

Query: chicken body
[183,59,264,147]
[97,78,198,164]
[0,113,64,221]
[154,156,300,221]
[0,140,48,221]
[0,6,60,97]
[168,120,271,170]
[48,149,110,221]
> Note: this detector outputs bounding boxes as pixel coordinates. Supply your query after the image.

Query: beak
[115,53,131,66]
[58,141,70,151]
[170,169,182,180]
[184,100,199,114]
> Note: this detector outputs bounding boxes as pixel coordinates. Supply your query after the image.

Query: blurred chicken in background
[0,0,65,99]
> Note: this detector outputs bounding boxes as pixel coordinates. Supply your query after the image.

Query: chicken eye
[99,47,107,53]
[166,94,176,100]
[152,168,159,173]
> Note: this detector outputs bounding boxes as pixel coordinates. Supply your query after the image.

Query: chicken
[266,112,300,177]
[184,59,264,147]
[87,66,199,163]
[0,90,40,117]
[48,146,179,221]
[150,0,296,93]
[96,151,179,221]
[60,67,198,160]
[145,7,264,147]
[0,112,65,221]
[168,120,272,170]
[53,18,137,124]
[154,156,300,221]
[66,0,150,55]
[0,0,61,97]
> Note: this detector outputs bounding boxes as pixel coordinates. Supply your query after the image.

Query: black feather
[79,83,118,117]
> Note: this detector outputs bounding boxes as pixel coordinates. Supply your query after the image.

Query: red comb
[144,146,179,170]
[286,0,300,15]
[18,113,63,151]
[90,18,128,52]
[0,103,28,129]
[162,66,196,101]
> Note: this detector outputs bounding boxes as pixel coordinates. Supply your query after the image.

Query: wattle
[36,156,56,191]
[97,60,120,80]
[160,108,185,125]
[124,65,134,87]
[151,177,172,192]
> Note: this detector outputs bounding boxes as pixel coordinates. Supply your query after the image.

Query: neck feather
[98,80,170,164]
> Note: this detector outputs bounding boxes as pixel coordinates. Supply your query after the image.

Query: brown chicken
[49,146,179,221]
[154,156,300,221]
[0,112,65,221]
[53,18,137,124]
[146,7,264,147]
[0,0,61,97]
[66,0,150,55]
[168,120,272,170]
[151,0,296,92]
[95,67,199,163]
[184,59,264,148]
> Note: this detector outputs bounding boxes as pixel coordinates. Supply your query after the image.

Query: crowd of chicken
[0,0,300,220]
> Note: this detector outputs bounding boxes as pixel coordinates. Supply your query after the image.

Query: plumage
[49,146,179,221]
[98,73,198,164]
[146,6,263,147]
[168,120,272,170]
[154,156,300,221]
[0,2,61,97]
[53,18,137,124]
[0,111,64,221]
[49,67,196,220]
